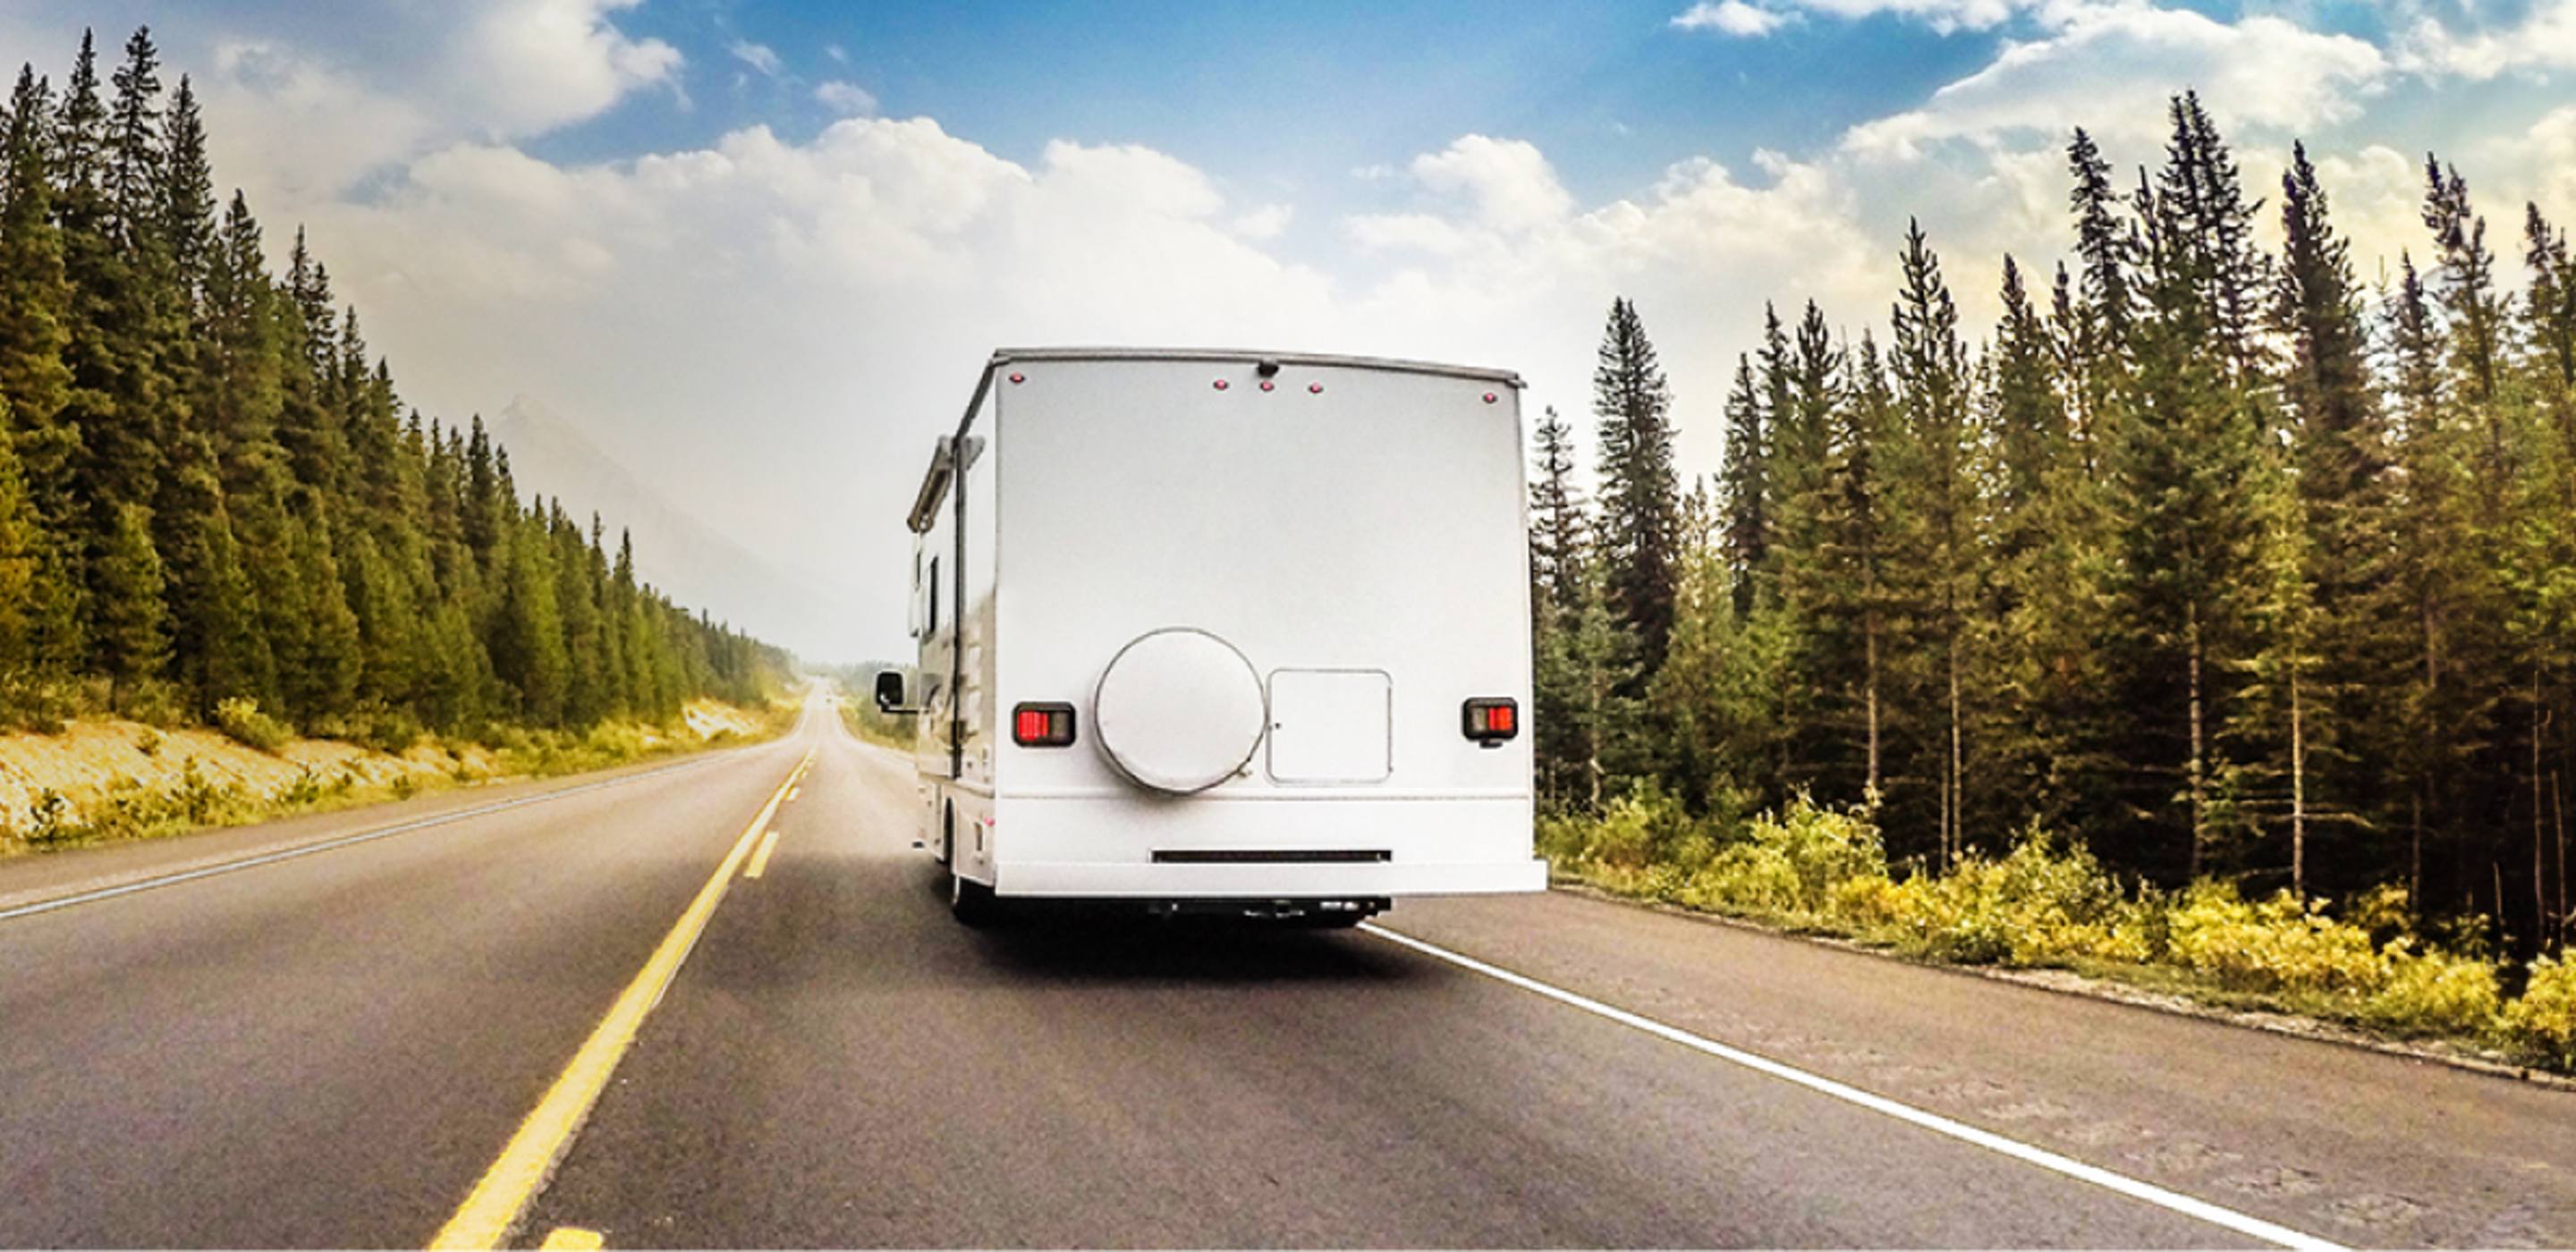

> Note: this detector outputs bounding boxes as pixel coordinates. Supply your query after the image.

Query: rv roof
[909,347,1524,532]
[987,347,1523,388]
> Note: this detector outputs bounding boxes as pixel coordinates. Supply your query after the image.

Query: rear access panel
[1266,669,1393,784]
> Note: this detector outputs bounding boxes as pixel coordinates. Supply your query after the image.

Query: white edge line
[0,753,750,924]
[1359,922,2345,1252]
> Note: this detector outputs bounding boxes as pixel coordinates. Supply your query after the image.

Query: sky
[3,0,2573,661]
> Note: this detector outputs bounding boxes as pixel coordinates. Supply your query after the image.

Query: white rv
[877,348,1546,924]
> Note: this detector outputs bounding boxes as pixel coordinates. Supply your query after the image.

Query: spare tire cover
[1093,628,1267,794]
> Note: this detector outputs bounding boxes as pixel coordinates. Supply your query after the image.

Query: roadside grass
[1540,791,2576,1074]
[836,695,915,751]
[0,697,800,859]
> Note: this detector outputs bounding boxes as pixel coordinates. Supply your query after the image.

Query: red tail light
[1013,703,1076,748]
[1462,698,1518,745]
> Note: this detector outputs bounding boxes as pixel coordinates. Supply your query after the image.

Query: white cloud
[728,39,783,77]
[2525,106,2576,216]
[1678,0,2093,37]
[19,0,2567,659]
[445,0,682,136]
[182,0,681,208]
[2398,0,2576,80]
[1671,2,1799,37]
[1841,6,2388,158]
[1402,135,1579,233]
[1231,203,1295,240]
[815,80,878,116]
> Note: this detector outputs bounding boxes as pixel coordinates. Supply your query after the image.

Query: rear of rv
[968,351,1545,907]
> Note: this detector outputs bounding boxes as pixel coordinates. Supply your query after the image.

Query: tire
[950,867,998,926]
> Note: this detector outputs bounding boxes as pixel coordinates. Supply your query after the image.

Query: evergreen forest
[0,29,788,746]
[1536,92,2576,961]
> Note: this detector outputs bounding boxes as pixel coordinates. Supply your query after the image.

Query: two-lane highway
[3,700,2570,1248]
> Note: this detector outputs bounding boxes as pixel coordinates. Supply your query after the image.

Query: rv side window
[928,556,941,635]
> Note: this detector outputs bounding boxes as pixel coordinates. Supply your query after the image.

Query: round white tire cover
[1092,628,1267,794]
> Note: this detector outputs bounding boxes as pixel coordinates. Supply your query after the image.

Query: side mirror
[874,670,908,712]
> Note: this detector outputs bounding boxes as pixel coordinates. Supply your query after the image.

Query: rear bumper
[993,857,1547,899]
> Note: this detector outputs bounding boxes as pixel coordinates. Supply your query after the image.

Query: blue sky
[2,0,2572,658]
[547,1,1996,196]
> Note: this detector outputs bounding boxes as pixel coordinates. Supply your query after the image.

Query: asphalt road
[2,699,2569,1248]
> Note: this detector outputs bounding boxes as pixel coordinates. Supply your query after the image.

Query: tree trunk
[2291,656,2308,898]
[1864,610,1882,804]
[2496,861,2509,947]
[2535,675,2548,950]
[2187,600,2207,882]
[2555,770,2567,951]
[1948,630,1963,864]
[2411,789,2425,918]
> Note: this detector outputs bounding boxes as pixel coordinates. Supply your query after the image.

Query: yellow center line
[741,821,784,880]
[428,748,814,1251]
[537,1228,603,1251]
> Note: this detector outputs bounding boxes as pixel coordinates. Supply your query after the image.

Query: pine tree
[1528,406,1585,617]
[1718,354,1767,619]
[2114,140,2277,881]
[159,453,267,706]
[1772,301,1840,605]
[2422,157,2505,420]
[93,500,167,699]
[0,393,38,672]
[1592,298,1682,680]
[0,66,78,538]
[2275,140,2402,889]
[1814,332,1895,803]
[1977,254,2077,824]
[157,75,214,312]
[2165,94,2271,385]
[292,495,362,719]
[1888,219,1978,864]
[1652,487,1780,816]
[199,192,282,485]
[2529,205,2576,402]
[491,518,568,724]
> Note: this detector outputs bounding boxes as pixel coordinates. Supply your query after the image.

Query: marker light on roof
[1259,380,1275,392]
[1308,383,1324,394]
[1483,392,1498,403]
[1009,372,1026,385]
[1213,378,1230,391]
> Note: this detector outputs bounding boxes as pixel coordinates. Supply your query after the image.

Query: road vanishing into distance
[4,698,2572,1249]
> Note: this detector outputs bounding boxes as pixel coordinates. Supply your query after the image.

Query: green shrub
[2363,940,2503,1035]
[115,678,187,728]
[358,706,427,754]
[1826,825,2144,967]
[2168,884,2386,994]
[1674,793,1885,921]
[2343,883,2416,944]
[2502,955,2576,1068]
[0,668,85,732]
[277,768,324,808]
[25,789,74,844]
[211,697,293,754]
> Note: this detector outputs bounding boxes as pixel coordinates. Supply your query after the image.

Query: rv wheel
[950,867,998,926]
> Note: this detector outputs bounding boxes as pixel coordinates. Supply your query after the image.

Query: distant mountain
[489,396,854,661]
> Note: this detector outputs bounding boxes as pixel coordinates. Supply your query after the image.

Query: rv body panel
[906,349,1544,902]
